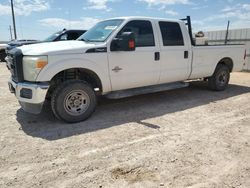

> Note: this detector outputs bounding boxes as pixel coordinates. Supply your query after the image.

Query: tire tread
[51,80,96,123]
[208,64,230,91]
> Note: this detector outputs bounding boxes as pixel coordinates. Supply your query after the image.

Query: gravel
[0,63,250,188]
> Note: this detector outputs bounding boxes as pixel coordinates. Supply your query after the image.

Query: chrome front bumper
[8,79,49,114]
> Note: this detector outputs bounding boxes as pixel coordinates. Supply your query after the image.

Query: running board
[105,82,189,99]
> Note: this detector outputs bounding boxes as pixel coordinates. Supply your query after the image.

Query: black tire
[208,64,230,91]
[51,80,97,123]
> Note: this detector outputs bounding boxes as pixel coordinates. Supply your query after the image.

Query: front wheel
[208,64,230,91]
[51,80,97,123]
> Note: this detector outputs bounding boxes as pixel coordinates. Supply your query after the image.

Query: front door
[108,20,160,91]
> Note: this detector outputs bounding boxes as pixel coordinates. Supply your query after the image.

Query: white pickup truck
[6,16,246,123]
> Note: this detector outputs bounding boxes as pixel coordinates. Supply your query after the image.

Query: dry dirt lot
[0,63,250,188]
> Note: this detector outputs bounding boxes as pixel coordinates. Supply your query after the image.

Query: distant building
[205,28,250,71]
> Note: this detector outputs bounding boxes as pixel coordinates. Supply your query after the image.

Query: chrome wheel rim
[64,90,90,116]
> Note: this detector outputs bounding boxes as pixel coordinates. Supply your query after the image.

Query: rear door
[108,20,161,91]
[157,21,191,83]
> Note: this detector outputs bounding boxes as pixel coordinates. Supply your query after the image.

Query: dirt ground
[0,63,250,188]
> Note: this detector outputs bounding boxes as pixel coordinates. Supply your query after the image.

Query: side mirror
[111,32,136,51]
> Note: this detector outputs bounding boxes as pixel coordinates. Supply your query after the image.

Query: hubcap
[217,71,228,86]
[64,90,90,116]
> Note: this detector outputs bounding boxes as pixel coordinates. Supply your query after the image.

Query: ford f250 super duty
[6,16,246,123]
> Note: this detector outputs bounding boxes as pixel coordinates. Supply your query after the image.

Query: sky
[0,0,250,41]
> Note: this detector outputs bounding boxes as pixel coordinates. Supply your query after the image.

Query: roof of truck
[103,16,183,23]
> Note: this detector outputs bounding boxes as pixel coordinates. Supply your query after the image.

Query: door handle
[184,51,189,59]
[155,52,160,61]
[112,66,123,72]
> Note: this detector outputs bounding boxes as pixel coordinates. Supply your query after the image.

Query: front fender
[36,55,111,93]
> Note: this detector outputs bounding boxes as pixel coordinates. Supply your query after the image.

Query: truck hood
[19,40,105,55]
[0,43,8,49]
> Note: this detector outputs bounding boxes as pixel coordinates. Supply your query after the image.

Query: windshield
[43,31,62,42]
[78,19,124,42]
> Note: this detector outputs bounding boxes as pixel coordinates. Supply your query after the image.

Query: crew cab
[6,16,246,123]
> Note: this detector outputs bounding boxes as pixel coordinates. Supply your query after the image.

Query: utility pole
[10,0,17,39]
[9,25,13,40]
[225,20,230,45]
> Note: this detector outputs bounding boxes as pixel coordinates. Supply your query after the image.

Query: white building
[205,28,250,71]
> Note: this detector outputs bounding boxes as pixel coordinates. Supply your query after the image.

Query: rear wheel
[51,80,97,123]
[208,64,230,91]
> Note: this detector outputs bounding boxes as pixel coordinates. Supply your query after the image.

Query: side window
[118,20,155,47]
[67,32,80,40]
[59,33,68,40]
[159,22,184,46]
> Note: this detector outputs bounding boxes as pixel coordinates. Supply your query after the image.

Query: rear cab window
[159,21,184,46]
[118,20,155,47]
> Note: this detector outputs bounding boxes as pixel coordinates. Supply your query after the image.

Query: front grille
[6,48,24,82]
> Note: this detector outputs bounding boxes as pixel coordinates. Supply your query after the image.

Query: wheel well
[217,58,233,72]
[47,68,102,98]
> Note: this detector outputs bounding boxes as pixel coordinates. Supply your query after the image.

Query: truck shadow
[16,82,250,140]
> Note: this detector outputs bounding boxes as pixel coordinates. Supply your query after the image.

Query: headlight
[23,56,48,81]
